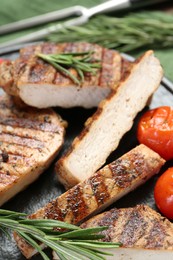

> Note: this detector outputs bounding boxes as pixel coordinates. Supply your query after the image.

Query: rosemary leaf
[0,218,45,236]
[0,209,120,260]
[57,227,108,239]
[0,226,11,239]
[19,219,80,230]
[64,240,121,248]
[18,231,49,260]
[37,52,101,85]
[47,12,173,52]
[59,242,106,260]
[0,209,27,218]
[33,234,82,260]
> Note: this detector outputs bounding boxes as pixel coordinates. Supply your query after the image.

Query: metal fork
[0,0,169,54]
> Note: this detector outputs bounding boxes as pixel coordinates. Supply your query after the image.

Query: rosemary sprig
[37,52,101,85]
[47,12,173,52]
[0,209,121,260]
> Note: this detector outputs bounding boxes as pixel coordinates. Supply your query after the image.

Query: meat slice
[0,94,66,206]
[0,42,123,108]
[53,205,173,260]
[56,50,163,189]
[53,248,173,260]
[81,204,173,250]
[14,144,165,258]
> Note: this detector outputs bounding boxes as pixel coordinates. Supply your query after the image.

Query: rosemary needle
[47,12,173,52]
[37,51,101,85]
[0,209,121,260]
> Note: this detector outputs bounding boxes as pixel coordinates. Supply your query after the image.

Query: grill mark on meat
[80,205,173,250]
[14,59,27,80]
[99,48,121,88]
[44,199,65,221]
[96,208,120,227]
[100,48,113,87]
[119,209,147,246]
[41,42,58,54]
[89,171,110,206]
[20,45,40,59]
[0,132,44,149]
[109,153,145,188]
[98,47,105,87]
[0,117,61,133]
[63,42,79,53]
[145,221,167,249]
[0,142,39,158]
[53,68,77,85]
[66,185,88,224]
[81,208,121,242]
[0,94,65,207]
[55,43,81,85]
[14,145,166,258]
[0,130,43,143]
[17,42,120,89]
[28,61,54,83]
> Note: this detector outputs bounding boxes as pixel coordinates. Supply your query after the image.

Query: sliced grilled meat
[53,248,173,260]
[0,42,124,108]
[54,205,173,260]
[0,94,66,206]
[14,144,165,258]
[81,204,173,250]
[56,50,163,189]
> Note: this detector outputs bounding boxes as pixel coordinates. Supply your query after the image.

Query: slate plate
[0,50,173,260]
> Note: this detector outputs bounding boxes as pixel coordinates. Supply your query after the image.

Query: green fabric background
[0,0,173,81]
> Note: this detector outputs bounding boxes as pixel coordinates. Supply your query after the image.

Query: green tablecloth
[0,0,173,81]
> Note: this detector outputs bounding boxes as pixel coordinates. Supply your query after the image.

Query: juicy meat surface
[0,94,66,206]
[14,144,165,258]
[56,50,163,189]
[81,205,173,250]
[0,42,124,108]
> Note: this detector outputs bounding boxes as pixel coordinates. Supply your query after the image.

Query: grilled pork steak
[14,144,165,258]
[0,42,125,108]
[0,94,66,206]
[53,205,173,260]
[56,50,163,189]
[81,204,173,250]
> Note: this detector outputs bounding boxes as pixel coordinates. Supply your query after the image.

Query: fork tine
[0,6,86,35]
[0,15,88,55]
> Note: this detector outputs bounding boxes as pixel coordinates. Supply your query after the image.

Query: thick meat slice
[0,42,123,108]
[56,50,163,189]
[14,144,165,258]
[53,205,173,260]
[81,205,173,250]
[53,248,173,260]
[0,94,66,206]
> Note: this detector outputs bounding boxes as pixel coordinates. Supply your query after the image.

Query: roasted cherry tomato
[137,106,173,160]
[154,167,173,220]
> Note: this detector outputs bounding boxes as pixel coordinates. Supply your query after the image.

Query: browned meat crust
[14,144,165,258]
[0,42,123,96]
[56,50,163,189]
[81,205,173,250]
[0,94,66,206]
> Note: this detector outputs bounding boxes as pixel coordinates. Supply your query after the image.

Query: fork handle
[88,0,169,17]
[88,0,130,17]
[130,0,168,3]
